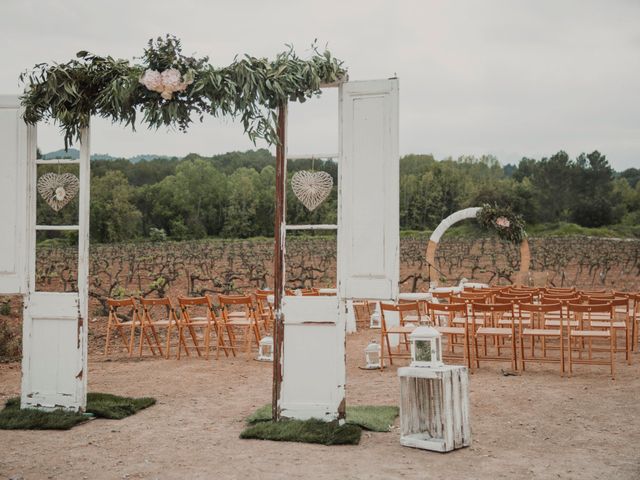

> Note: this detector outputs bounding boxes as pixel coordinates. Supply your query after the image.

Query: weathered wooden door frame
[273,79,399,420]
[20,122,90,411]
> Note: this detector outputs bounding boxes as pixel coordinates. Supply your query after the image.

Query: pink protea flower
[139,69,163,93]
[495,216,511,228]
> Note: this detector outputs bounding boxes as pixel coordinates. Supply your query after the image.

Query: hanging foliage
[476,204,527,244]
[19,35,346,148]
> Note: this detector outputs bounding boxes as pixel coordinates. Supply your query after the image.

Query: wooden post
[272,103,287,421]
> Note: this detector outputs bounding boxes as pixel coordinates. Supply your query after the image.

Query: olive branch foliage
[19,35,346,148]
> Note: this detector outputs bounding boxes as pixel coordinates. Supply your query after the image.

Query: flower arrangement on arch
[139,68,194,100]
[476,204,526,244]
[19,35,347,148]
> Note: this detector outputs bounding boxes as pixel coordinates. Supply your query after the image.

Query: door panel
[338,79,399,300]
[0,96,27,294]
[20,126,89,412]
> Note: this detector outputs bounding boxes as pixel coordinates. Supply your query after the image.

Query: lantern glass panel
[414,340,432,363]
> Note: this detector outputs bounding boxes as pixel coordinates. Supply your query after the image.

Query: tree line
[36,149,640,243]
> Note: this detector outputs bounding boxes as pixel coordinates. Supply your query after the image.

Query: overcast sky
[1,0,638,169]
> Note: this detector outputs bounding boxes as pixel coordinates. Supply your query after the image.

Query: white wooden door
[21,126,90,412]
[0,96,28,294]
[338,79,399,301]
[280,296,344,421]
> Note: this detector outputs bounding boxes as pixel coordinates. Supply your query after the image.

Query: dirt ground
[0,330,639,480]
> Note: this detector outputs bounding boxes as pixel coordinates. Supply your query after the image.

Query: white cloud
[1,0,638,169]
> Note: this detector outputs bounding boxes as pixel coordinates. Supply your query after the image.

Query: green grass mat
[0,393,156,430]
[344,405,399,432]
[246,404,399,433]
[0,399,89,430]
[240,418,362,445]
[85,392,156,419]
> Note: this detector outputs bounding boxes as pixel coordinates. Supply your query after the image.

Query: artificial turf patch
[0,393,156,430]
[0,398,89,430]
[85,392,156,419]
[246,403,399,432]
[240,418,362,445]
[345,405,399,432]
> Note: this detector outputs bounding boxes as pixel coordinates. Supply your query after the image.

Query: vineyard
[31,235,640,318]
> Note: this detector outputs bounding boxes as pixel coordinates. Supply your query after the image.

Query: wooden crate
[398,365,471,452]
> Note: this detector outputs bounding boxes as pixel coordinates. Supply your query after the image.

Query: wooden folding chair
[379,302,420,370]
[105,297,142,357]
[139,297,184,359]
[630,293,640,351]
[580,289,609,296]
[426,301,472,368]
[352,299,373,329]
[542,291,580,302]
[543,287,575,295]
[509,287,541,301]
[496,292,534,303]
[431,291,453,303]
[300,288,320,296]
[254,290,274,335]
[177,296,231,360]
[454,291,491,304]
[218,294,262,359]
[471,302,517,370]
[517,302,565,374]
[584,295,631,365]
[567,302,616,379]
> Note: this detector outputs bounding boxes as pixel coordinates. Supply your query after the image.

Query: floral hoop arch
[425,207,530,285]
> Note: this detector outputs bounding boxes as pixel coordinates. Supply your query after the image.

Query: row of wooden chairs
[379,295,636,378]
[431,286,640,352]
[104,292,275,360]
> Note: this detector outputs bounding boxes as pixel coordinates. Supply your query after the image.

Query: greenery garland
[19,35,346,148]
[476,203,526,244]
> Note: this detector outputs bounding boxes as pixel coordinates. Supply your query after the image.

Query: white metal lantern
[409,326,444,367]
[257,336,274,362]
[364,341,381,369]
[369,304,381,329]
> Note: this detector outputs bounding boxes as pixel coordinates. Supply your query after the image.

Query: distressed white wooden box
[397,365,471,452]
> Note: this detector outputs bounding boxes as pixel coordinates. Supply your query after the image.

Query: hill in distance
[40,148,170,163]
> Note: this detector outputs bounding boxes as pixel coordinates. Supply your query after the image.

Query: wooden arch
[425,207,530,284]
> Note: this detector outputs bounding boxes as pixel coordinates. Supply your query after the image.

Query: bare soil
[1,330,639,480]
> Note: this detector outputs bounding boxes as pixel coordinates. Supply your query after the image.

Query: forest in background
[36,148,640,243]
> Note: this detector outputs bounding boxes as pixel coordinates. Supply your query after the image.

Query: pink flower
[161,68,183,92]
[495,216,511,228]
[139,70,163,93]
[140,68,191,99]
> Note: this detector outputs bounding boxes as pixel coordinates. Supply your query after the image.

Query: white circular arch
[426,207,530,284]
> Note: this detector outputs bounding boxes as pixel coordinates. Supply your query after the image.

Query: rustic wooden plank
[460,367,471,446]
[452,368,463,448]
[432,375,442,439]
[272,103,287,421]
[442,369,454,451]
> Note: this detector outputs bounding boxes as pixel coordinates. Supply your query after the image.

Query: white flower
[139,69,163,93]
[495,216,511,228]
[161,68,183,92]
[55,186,66,201]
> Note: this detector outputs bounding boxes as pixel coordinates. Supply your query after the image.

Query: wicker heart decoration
[291,170,333,211]
[37,173,80,212]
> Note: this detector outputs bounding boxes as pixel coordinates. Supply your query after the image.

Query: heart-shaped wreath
[37,173,80,212]
[291,170,333,211]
